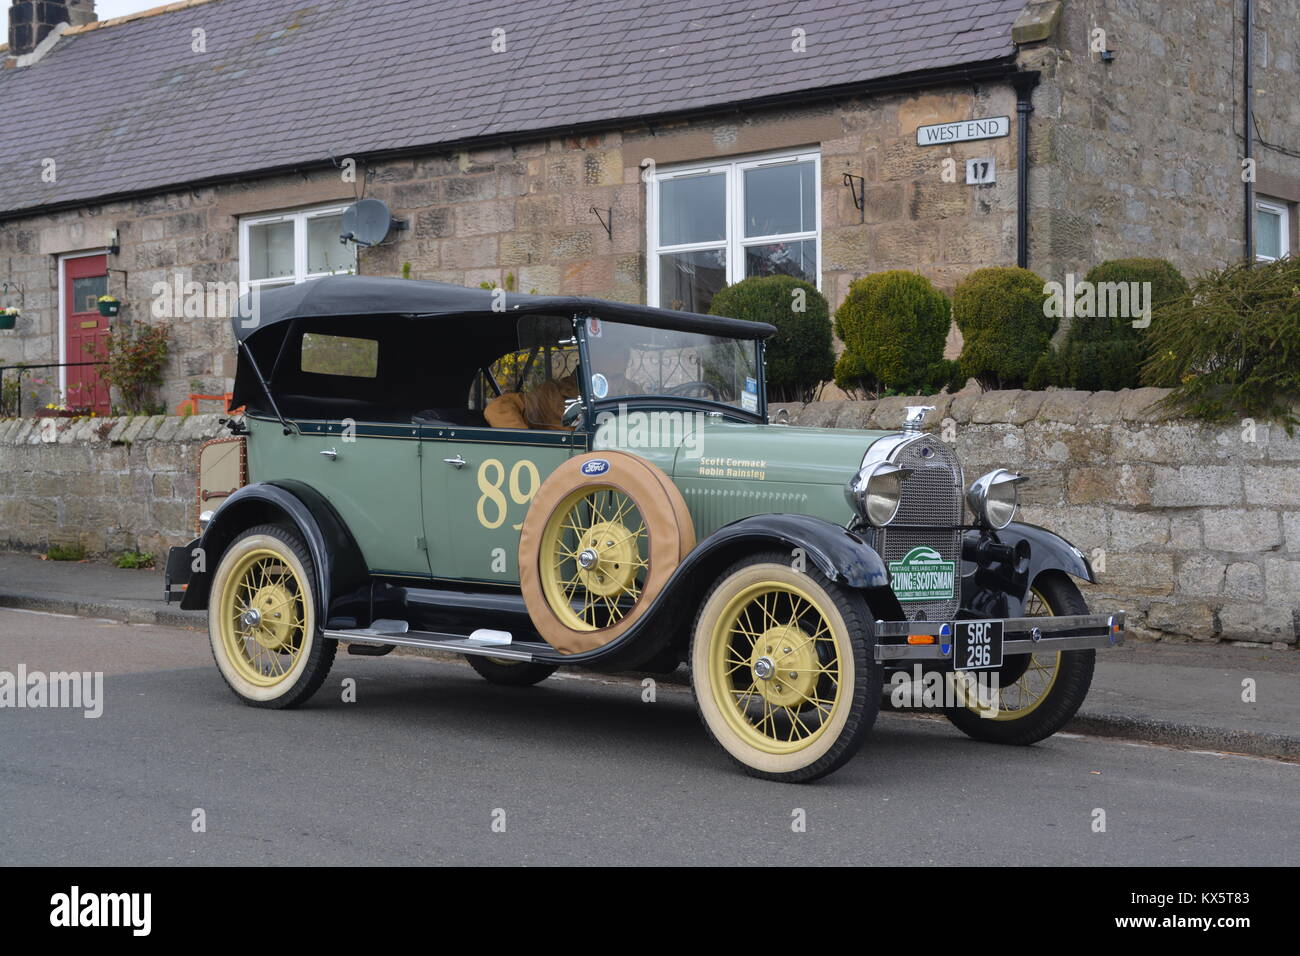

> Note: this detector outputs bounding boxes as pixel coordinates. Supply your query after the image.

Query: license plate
[954,620,1003,671]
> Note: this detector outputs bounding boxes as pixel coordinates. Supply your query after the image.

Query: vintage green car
[165,276,1124,782]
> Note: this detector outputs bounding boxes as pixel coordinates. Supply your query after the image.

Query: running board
[324,623,551,663]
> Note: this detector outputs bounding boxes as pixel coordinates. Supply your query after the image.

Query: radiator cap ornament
[902,405,935,435]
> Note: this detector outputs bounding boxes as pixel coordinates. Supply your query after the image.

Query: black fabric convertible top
[233,276,775,342]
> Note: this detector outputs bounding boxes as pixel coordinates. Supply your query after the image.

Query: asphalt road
[1,608,1295,866]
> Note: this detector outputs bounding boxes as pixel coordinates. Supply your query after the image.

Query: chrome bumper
[873,611,1125,662]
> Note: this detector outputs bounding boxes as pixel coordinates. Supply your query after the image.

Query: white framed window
[647,149,820,312]
[1255,197,1291,262]
[239,204,357,292]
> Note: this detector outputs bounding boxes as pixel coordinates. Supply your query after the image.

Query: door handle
[320,448,338,460]
[443,455,467,469]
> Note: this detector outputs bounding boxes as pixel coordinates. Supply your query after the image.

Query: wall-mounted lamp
[107,229,120,255]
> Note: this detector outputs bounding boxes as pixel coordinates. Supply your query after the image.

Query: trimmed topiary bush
[1045,258,1189,391]
[1143,256,1300,428]
[833,270,951,396]
[952,267,1056,390]
[709,275,834,403]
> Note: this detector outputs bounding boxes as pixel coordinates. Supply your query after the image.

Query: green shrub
[833,271,951,395]
[46,543,87,562]
[102,320,171,415]
[952,267,1056,390]
[1142,256,1300,428]
[1047,258,1189,390]
[709,276,834,403]
[112,550,156,570]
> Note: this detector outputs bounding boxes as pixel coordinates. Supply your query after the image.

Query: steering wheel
[666,380,725,401]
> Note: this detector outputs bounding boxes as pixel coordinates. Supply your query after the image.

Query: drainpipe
[1011,72,1040,269]
[1243,0,1255,263]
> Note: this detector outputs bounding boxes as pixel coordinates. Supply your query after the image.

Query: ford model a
[165,275,1125,783]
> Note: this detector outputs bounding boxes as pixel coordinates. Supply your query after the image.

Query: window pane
[1256,207,1282,259]
[586,321,761,414]
[744,239,817,283]
[301,333,378,378]
[248,221,295,281]
[307,214,354,275]
[659,173,726,246]
[744,160,815,237]
[71,275,108,313]
[659,249,726,313]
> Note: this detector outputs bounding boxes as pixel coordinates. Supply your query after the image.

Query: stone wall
[1020,0,1300,283]
[0,414,225,559]
[771,388,1300,647]
[0,391,1297,647]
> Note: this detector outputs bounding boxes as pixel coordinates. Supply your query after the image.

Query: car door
[251,417,430,578]
[420,423,583,585]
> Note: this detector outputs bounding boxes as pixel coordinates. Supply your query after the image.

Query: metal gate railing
[0,362,108,418]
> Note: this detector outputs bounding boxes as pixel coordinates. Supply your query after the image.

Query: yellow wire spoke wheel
[208,525,333,707]
[959,587,1060,720]
[520,451,694,655]
[541,487,649,628]
[691,556,876,781]
[218,549,308,686]
[709,582,842,753]
[944,572,1096,746]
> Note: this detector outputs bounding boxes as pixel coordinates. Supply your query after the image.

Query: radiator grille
[877,435,965,622]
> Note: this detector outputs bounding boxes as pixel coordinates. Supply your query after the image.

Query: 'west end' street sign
[915,116,1011,146]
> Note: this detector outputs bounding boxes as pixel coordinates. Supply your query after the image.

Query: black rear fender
[179,480,368,618]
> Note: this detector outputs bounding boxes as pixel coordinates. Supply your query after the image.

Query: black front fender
[548,513,892,669]
[179,480,369,616]
[681,513,890,589]
[962,521,1095,617]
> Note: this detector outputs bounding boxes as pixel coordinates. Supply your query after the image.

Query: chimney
[8,1,96,57]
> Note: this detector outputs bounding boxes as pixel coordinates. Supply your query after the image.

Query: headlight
[845,462,911,527]
[967,469,1027,530]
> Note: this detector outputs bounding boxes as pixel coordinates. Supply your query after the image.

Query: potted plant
[0,306,18,330]
[97,295,120,317]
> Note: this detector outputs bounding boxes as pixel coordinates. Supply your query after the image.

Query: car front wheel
[943,571,1096,745]
[208,523,336,708]
[690,552,878,783]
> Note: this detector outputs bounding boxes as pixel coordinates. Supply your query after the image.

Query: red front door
[63,254,111,415]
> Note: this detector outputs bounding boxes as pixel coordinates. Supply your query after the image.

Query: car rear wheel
[690,552,878,783]
[466,655,558,686]
[208,523,336,708]
[943,571,1095,745]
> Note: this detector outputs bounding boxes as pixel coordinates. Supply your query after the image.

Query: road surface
[1,608,1295,866]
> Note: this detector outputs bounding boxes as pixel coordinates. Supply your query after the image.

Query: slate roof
[0,0,1024,218]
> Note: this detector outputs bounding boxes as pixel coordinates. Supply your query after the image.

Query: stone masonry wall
[2,390,1298,647]
[0,414,226,559]
[771,388,1300,647]
[1019,0,1300,283]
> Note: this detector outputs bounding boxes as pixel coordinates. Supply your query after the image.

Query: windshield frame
[574,313,767,426]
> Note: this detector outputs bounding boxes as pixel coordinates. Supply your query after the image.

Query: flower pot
[0,314,15,330]
[98,301,120,317]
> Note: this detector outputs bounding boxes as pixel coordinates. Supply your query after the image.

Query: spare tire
[519,451,694,654]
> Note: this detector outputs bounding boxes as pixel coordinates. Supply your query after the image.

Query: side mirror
[562,398,585,428]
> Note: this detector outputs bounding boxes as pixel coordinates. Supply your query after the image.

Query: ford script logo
[581,458,611,477]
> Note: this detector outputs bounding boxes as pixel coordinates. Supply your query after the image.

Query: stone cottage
[0,0,1297,413]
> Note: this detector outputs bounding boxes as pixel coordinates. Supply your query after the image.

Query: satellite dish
[340,198,404,247]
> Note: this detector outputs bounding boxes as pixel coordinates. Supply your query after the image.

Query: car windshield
[582,318,762,414]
